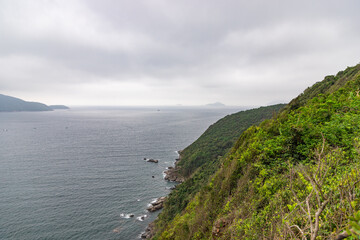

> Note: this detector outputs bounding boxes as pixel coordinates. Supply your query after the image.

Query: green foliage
[177,104,285,178]
[153,63,360,239]
[154,104,284,231]
[348,211,360,237]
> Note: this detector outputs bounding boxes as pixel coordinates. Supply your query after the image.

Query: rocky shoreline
[141,222,156,239]
[163,166,184,183]
[163,150,184,183]
[146,197,166,212]
[140,197,166,238]
[141,150,185,239]
[139,197,167,239]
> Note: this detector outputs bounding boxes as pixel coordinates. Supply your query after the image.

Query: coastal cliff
[151,63,360,239]
[144,104,286,238]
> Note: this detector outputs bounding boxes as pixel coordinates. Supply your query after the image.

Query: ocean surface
[0,106,242,240]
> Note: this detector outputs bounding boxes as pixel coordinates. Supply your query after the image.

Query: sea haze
[0,106,242,240]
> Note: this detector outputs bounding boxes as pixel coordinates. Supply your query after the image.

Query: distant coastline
[0,94,69,112]
[49,105,70,110]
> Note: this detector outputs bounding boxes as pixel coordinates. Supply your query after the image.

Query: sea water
[0,107,241,240]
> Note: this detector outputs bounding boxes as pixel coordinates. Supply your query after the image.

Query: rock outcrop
[144,158,159,163]
[141,222,155,239]
[164,167,184,183]
[147,197,166,212]
[163,152,185,183]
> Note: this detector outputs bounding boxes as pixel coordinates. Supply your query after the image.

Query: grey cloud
[0,0,360,106]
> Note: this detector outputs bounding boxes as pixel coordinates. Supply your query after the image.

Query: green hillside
[159,104,285,230]
[178,104,285,178]
[153,63,360,239]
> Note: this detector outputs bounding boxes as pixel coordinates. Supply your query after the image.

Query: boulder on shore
[146,197,166,212]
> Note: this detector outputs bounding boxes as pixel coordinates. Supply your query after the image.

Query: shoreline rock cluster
[163,151,184,183]
[146,196,166,212]
[141,151,185,239]
[141,197,166,239]
[141,222,155,239]
[164,166,184,183]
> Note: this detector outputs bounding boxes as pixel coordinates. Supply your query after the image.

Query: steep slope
[154,63,360,239]
[157,104,285,231]
[178,104,286,177]
[287,63,360,110]
[0,94,52,112]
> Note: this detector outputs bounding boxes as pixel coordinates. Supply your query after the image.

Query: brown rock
[146,197,166,212]
[164,168,184,183]
[147,159,159,163]
[141,222,155,239]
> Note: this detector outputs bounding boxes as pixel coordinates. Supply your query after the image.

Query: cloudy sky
[0,0,359,106]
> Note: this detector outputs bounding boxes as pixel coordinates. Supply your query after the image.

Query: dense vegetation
[157,104,285,230]
[153,63,360,239]
[178,104,285,178]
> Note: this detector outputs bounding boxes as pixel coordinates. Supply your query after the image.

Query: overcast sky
[0,0,359,106]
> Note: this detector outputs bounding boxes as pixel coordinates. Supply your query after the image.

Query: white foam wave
[120,213,134,219]
[136,214,147,221]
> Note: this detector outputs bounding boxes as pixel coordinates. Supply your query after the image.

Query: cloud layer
[1,0,360,106]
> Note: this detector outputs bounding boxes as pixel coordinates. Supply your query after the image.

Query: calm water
[0,107,241,240]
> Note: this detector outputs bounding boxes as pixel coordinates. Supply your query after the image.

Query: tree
[288,136,333,240]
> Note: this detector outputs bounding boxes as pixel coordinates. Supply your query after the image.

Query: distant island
[0,94,69,112]
[49,105,70,110]
[206,102,226,107]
